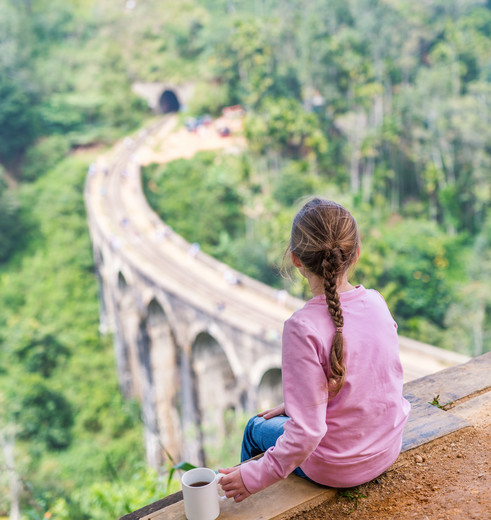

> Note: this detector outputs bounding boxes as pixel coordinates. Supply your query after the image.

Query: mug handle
[216,473,229,501]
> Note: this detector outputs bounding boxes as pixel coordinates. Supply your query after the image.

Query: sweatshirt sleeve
[240,315,329,494]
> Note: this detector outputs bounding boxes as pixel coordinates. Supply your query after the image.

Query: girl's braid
[321,249,346,395]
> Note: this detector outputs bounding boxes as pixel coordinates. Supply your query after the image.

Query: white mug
[181,467,227,520]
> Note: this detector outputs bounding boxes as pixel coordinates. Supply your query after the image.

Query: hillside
[0,1,490,518]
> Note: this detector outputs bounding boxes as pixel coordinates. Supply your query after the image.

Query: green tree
[211,17,276,108]
[0,73,39,165]
[357,218,461,332]
[273,160,321,206]
[0,170,25,263]
[16,377,73,450]
[14,331,70,378]
[244,97,327,160]
[143,152,244,247]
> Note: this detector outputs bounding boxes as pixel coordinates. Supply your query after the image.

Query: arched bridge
[84,115,470,469]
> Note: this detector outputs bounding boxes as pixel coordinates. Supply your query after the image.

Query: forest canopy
[0,0,490,518]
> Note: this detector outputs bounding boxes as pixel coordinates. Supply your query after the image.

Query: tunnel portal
[159,89,180,113]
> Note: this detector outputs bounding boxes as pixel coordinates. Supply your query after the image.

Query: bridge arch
[140,290,177,331]
[113,262,136,288]
[191,331,237,461]
[94,246,104,266]
[187,321,243,378]
[257,368,283,411]
[250,354,282,387]
[134,298,182,467]
[249,355,282,412]
[117,271,129,292]
[113,270,137,399]
[136,311,159,467]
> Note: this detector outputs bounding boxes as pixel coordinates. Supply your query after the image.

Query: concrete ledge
[401,393,471,451]
[138,476,334,520]
[400,351,490,451]
[401,351,490,404]
[120,352,490,520]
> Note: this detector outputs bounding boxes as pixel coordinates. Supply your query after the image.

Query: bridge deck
[119,352,490,520]
[85,116,470,382]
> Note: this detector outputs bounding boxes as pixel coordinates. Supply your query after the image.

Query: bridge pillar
[146,299,182,464]
[179,347,205,466]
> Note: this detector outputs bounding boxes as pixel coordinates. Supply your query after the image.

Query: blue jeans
[241,415,311,480]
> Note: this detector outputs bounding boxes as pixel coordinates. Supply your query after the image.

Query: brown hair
[288,198,360,396]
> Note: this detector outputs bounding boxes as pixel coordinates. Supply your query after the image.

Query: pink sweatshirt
[240,285,411,493]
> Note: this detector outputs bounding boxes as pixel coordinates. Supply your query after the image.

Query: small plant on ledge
[428,394,454,410]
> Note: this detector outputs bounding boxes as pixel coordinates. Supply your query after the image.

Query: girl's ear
[291,252,302,268]
[355,244,361,263]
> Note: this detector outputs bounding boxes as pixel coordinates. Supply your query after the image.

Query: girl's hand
[257,402,285,420]
[218,467,251,503]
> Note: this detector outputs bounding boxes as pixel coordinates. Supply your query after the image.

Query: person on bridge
[219,198,411,502]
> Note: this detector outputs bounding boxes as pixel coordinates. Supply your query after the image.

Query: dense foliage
[143,0,491,356]
[0,0,490,518]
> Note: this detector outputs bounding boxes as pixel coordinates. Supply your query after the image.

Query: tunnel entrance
[159,89,180,113]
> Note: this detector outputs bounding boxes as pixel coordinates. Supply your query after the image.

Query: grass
[428,394,454,410]
[338,488,368,514]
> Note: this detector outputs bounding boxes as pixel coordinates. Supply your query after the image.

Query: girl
[219,198,411,502]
